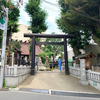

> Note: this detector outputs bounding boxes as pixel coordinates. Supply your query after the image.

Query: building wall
[12,24,31,41]
[68,50,74,61]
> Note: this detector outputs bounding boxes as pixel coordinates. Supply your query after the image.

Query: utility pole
[0,8,8,89]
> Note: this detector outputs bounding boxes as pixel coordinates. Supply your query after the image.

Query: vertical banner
[37,59,38,71]
[0,17,5,30]
[58,59,61,70]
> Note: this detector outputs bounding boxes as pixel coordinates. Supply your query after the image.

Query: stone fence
[69,67,81,78]
[5,65,31,76]
[4,65,37,87]
[69,67,100,82]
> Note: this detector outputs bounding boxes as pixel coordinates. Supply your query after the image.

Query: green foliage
[25,0,48,55]
[57,0,99,56]
[58,53,64,60]
[39,69,44,71]
[10,41,21,52]
[7,3,20,45]
[39,32,64,62]
[3,77,5,88]
[10,86,15,88]
[0,1,20,46]
[25,0,47,33]
[38,47,55,64]
[38,52,47,64]
[46,69,52,71]
[0,0,7,19]
[45,32,64,56]
[39,69,52,71]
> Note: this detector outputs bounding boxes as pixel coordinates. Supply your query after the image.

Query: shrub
[39,69,44,71]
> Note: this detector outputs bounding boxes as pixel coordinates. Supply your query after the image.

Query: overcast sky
[17,0,72,51]
[18,0,64,34]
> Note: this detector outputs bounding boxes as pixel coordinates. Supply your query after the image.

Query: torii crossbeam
[24,33,75,75]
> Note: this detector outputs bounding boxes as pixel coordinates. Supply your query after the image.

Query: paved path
[17,71,100,93]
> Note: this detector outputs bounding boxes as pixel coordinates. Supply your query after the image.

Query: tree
[38,52,47,64]
[25,0,48,61]
[10,41,21,52]
[38,44,55,64]
[0,1,20,46]
[57,0,99,56]
[7,3,20,45]
[25,0,47,33]
[7,40,21,64]
[42,32,64,62]
[0,0,23,11]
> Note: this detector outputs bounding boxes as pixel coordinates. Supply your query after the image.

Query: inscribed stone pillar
[79,59,88,85]
[38,57,44,69]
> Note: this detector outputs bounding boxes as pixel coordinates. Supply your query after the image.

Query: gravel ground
[17,71,100,93]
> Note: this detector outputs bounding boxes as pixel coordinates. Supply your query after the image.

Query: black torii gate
[24,33,75,75]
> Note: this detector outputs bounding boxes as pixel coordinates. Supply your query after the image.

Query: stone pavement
[17,70,100,93]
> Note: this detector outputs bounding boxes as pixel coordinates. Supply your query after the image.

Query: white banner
[0,23,5,30]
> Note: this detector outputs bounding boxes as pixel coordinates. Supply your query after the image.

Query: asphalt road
[0,91,100,100]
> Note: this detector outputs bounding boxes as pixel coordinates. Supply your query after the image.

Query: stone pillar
[79,59,88,85]
[45,56,49,69]
[92,66,94,71]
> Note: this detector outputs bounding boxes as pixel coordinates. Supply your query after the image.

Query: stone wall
[4,65,36,87]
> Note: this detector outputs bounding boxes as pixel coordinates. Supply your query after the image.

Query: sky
[16,0,72,51]
[18,0,63,34]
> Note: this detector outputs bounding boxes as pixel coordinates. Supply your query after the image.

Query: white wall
[68,50,74,61]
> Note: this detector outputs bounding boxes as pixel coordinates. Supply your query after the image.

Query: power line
[41,0,60,8]
[42,5,60,13]
[41,0,60,13]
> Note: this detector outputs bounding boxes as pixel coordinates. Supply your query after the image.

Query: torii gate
[24,33,75,75]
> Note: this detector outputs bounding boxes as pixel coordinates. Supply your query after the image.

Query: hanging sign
[0,17,5,30]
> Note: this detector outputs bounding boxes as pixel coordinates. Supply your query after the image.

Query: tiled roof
[20,42,41,55]
[35,45,42,55]
[75,52,96,59]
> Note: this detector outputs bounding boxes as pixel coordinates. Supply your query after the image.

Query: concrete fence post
[14,65,17,75]
[5,65,8,75]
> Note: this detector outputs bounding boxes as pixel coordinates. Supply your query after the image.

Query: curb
[3,87,100,98]
[51,90,100,98]
[18,88,100,98]
[9,88,19,91]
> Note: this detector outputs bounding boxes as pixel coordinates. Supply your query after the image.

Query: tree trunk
[73,46,80,64]
[53,56,55,62]
[7,27,13,65]
[73,46,80,57]
[91,26,100,47]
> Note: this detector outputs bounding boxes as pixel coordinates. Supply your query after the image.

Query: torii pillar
[31,36,36,75]
[64,37,69,75]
